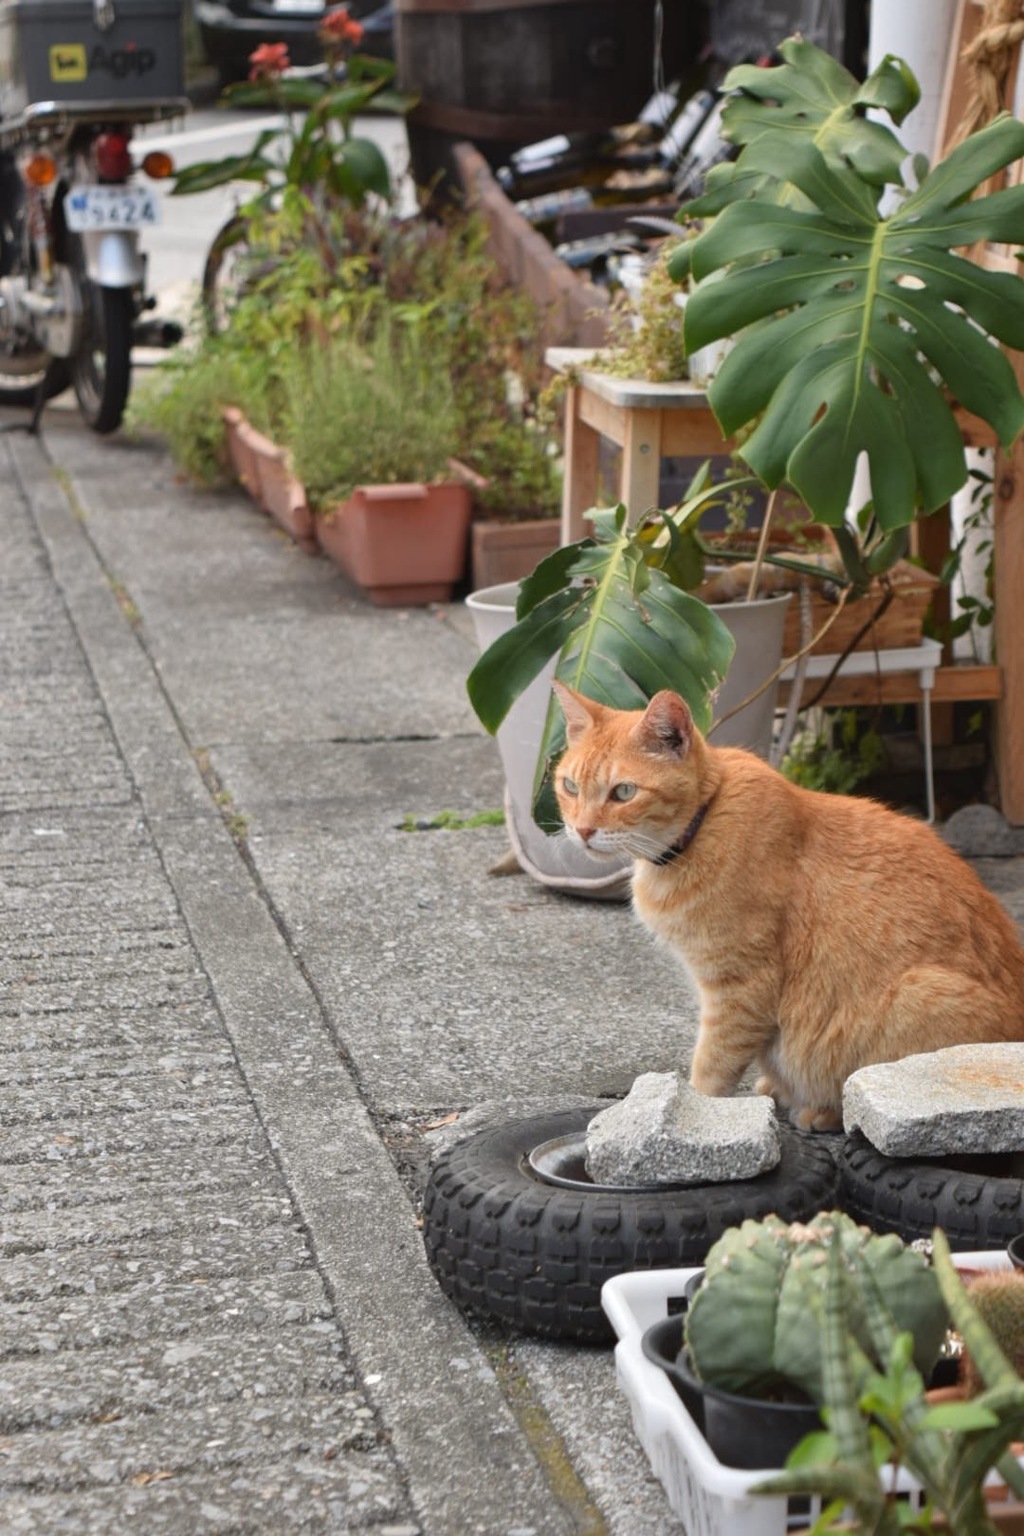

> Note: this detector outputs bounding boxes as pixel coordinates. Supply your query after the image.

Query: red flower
[248,42,290,81]
[319,7,364,47]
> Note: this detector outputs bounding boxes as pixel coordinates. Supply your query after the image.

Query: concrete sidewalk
[4,405,1024,1535]
[0,407,700,1535]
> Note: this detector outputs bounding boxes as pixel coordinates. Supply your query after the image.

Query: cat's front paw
[754,1073,792,1106]
[793,1105,843,1133]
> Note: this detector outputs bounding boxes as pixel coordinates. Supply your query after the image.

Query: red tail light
[93,132,133,182]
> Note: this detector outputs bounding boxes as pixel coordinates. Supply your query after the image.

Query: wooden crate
[782,561,940,658]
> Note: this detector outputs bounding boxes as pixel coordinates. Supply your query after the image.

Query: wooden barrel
[395,0,701,194]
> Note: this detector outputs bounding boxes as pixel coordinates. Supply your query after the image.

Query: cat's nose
[577,825,596,845]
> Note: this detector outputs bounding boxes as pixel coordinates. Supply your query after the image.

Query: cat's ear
[552,681,598,744]
[635,691,694,759]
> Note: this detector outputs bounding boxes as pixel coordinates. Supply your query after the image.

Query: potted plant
[466,463,831,886]
[461,423,563,591]
[281,319,471,605]
[750,1229,1024,1533]
[465,35,1024,883]
[641,1210,949,1471]
[172,12,412,337]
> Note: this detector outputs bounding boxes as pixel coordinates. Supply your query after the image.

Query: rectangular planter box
[782,560,940,657]
[221,408,317,553]
[470,517,560,590]
[315,480,471,606]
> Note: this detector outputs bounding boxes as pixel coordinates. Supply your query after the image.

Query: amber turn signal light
[141,150,174,180]
[23,153,57,187]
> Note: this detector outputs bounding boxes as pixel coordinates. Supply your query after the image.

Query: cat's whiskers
[583,826,673,861]
[622,833,678,861]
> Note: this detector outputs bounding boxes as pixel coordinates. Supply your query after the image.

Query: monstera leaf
[466,503,734,828]
[678,36,918,228]
[678,116,1024,528]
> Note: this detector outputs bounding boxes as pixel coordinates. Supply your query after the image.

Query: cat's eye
[611,782,637,802]
[561,775,579,796]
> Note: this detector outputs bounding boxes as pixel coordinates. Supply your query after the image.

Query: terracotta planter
[220,410,317,552]
[315,481,471,605]
[470,518,560,589]
[249,443,317,554]
[221,406,260,498]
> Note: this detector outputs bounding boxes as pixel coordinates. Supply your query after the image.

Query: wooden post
[912,504,955,745]
[559,383,600,545]
[993,429,1024,824]
[619,407,663,520]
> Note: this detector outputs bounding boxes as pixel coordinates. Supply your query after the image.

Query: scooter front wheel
[70,273,133,434]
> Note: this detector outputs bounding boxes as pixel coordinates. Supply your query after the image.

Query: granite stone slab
[586,1071,781,1185]
[843,1043,1024,1155]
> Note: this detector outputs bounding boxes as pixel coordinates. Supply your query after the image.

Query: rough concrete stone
[843,1043,1024,1155]
[585,1072,781,1185]
[941,804,1024,857]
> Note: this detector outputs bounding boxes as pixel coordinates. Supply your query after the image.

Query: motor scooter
[0,100,184,433]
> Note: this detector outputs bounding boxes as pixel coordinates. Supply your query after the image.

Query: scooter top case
[0,0,186,122]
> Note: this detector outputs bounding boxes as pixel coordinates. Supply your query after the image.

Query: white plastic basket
[602,1252,1018,1536]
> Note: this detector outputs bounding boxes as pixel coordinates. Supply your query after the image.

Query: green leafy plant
[752,1230,1024,1534]
[930,463,996,656]
[172,15,408,211]
[128,327,279,482]
[600,244,689,383]
[669,36,1024,585]
[782,709,886,796]
[467,467,749,827]
[399,808,505,832]
[466,36,1024,824]
[280,319,460,507]
[134,211,561,520]
[688,37,919,214]
[466,460,843,825]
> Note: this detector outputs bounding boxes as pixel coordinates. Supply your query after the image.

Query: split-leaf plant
[669,35,1024,589]
[469,35,1024,829]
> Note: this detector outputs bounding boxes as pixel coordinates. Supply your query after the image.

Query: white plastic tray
[602,1252,1016,1536]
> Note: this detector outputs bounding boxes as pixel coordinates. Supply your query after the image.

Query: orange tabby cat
[552,682,1024,1131]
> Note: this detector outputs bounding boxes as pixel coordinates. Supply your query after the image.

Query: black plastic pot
[641,1314,822,1470]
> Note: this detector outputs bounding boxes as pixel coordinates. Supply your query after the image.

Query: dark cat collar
[648,801,711,867]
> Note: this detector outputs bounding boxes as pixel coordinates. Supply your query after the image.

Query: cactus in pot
[752,1230,1024,1534]
[960,1271,1024,1398]
[684,1210,948,1404]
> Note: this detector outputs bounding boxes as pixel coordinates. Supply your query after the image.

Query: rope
[949,0,1024,149]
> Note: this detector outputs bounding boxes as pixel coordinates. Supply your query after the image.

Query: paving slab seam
[5,431,592,1535]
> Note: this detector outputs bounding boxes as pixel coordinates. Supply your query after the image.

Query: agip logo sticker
[49,44,87,81]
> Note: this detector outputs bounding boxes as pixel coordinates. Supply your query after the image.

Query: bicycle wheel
[201,214,276,335]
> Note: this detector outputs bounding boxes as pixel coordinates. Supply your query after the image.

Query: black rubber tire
[422,1105,841,1343]
[69,277,132,435]
[838,1130,1024,1251]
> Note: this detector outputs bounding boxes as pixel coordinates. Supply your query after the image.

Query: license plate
[272,0,324,11]
[64,185,160,233]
